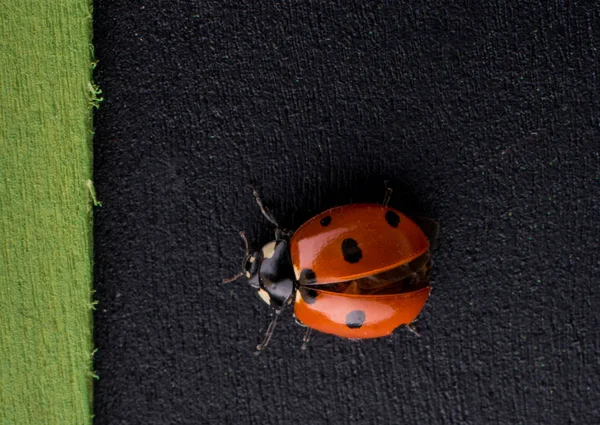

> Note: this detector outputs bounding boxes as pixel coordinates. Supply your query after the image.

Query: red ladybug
[225,187,435,354]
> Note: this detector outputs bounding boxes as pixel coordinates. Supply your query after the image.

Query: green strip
[0,1,98,424]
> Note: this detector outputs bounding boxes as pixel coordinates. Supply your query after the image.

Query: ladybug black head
[240,238,296,313]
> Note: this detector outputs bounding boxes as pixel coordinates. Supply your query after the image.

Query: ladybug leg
[254,312,281,355]
[300,327,312,351]
[274,228,294,240]
[294,317,307,327]
[249,185,280,228]
[382,186,393,206]
[406,322,422,337]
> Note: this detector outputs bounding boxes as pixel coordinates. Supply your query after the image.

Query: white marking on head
[261,241,277,259]
[257,288,271,305]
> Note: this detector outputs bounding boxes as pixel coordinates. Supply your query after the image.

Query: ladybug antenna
[222,231,251,283]
[254,312,280,355]
[222,271,244,283]
[239,231,249,253]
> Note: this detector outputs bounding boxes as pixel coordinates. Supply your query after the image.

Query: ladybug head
[251,240,295,313]
[229,233,295,313]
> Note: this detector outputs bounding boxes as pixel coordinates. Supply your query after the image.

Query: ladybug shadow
[292,173,434,228]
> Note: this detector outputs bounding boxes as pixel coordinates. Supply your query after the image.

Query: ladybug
[225,186,436,354]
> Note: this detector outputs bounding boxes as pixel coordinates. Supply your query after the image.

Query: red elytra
[290,204,430,284]
[228,188,434,353]
[294,286,431,339]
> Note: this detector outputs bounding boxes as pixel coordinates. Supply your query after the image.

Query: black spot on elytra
[320,215,332,226]
[300,268,317,284]
[346,310,366,329]
[341,238,362,263]
[300,288,318,304]
[385,210,401,228]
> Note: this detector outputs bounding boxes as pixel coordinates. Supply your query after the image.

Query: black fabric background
[92,1,600,424]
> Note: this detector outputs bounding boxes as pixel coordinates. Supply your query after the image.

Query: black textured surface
[92,1,600,424]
